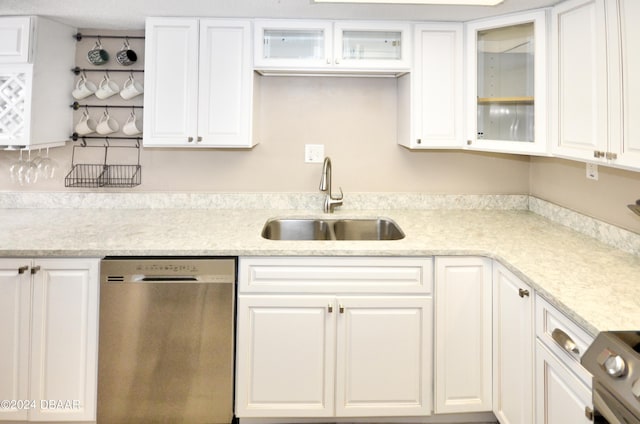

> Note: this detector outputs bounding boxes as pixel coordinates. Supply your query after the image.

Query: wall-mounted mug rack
[74,33,145,42]
[71,67,144,75]
[70,102,143,110]
[70,133,142,144]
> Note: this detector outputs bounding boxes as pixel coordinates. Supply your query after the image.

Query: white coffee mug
[71,75,97,100]
[95,75,120,100]
[122,111,142,136]
[120,75,144,100]
[75,111,97,135]
[96,111,120,135]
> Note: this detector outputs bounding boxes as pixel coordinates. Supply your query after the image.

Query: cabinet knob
[197,136,203,142]
[328,304,333,313]
[335,59,340,65]
[416,139,422,145]
[18,265,29,274]
[518,288,530,298]
[593,150,605,158]
[606,152,618,160]
[584,407,594,421]
[187,137,194,143]
[467,140,473,145]
[30,265,41,275]
[339,304,345,314]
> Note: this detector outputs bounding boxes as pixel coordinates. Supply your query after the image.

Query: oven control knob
[603,354,626,378]
[597,348,627,378]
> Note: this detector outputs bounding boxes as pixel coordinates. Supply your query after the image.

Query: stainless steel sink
[261,218,404,241]
[261,218,332,240]
[332,218,405,240]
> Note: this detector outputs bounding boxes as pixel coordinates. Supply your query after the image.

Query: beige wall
[0,76,531,194]
[529,157,640,233]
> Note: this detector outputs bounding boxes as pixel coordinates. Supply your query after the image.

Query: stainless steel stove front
[582,331,640,424]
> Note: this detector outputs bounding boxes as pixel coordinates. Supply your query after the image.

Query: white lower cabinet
[434,257,493,414]
[535,342,593,424]
[493,263,534,424]
[534,295,594,424]
[0,258,99,422]
[235,257,433,418]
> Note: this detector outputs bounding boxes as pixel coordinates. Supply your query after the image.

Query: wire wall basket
[65,142,141,188]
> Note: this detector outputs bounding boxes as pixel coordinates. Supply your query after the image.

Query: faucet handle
[333,187,344,201]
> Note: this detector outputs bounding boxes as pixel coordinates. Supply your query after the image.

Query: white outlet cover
[586,162,599,180]
[305,144,325,163]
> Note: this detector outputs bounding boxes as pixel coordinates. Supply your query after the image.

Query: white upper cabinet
[551,0,640,170]
[0,17,75,148]
[0,17,32,63]
[144,18,255,148]
[551,0,608,163]
[466,10,548,155]
[398,23,464,149]
[614,0,640,169]
[254,19,410,74]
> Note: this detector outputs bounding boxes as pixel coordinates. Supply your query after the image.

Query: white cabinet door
[535,341,593,424]
[434,257,492,414]
[198,20,253,147]
[253,20,333,70]
[333,21,410,71]
[398,23,463,149]
[466,10,548,155]
[29,258,99,422]
[143,18,199,147]
[235,295,336,417]
[0,17,32,63]
[335,296,432,417]
[610,0,640,168]
[493,263,533,424]
[0,260,31,421]
[551,0,609,162]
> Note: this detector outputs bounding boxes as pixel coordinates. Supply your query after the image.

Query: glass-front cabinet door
[253,20,410,73]
[466,11,548,155]
[334,21,410,70]
[254,20,333,70]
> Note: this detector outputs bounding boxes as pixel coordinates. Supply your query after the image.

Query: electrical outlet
[586,162,599,180]
[305,144,325,163]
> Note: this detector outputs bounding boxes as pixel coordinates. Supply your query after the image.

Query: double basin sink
[262,217,404,241]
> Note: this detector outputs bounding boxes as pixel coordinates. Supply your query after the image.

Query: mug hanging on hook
[95,71,120,100]
[116,37,138,66]
[87,37,109,65]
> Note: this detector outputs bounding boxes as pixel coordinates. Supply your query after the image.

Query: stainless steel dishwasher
[97,256,236,424]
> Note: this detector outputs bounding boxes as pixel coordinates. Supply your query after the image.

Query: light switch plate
[305,144,325,163]
[586,162,599,180]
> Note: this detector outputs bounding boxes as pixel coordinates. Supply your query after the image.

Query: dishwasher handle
[137,276,198,282]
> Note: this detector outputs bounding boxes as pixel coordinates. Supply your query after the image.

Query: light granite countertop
[2,201,640,337]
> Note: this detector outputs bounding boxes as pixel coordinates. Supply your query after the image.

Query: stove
[582,331,640,424]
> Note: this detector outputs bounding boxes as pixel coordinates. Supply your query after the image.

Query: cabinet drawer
[535,294,594,386]
[239,257,433,294]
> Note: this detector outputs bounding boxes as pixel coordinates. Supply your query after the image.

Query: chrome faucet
[319,157,343,213]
